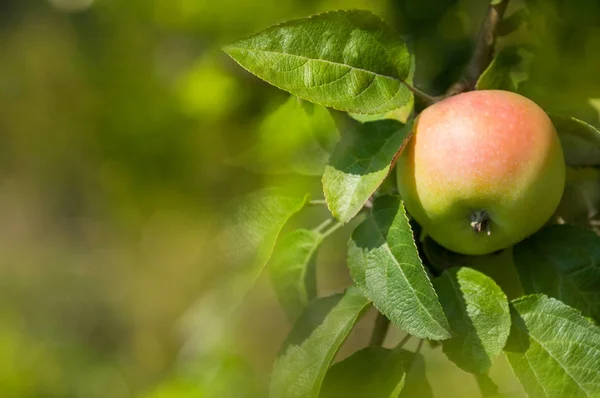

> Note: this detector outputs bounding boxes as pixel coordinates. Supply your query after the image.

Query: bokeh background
[2,0,600,397]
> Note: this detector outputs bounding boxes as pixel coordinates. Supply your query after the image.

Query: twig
[320,221,344,239]
[369,311,391,346]
[446,0,511,95]
[405,82,441,106]
[415,338,424,355]
[394,333,412,351]
[309,199,328,206]
[314,218,333,233]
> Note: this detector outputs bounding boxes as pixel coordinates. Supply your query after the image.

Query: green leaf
[320,347,408,398]
[323,119,413,223]
[268,228,322,322]
[475,373,500,397]
[348,53,416,123]
[513,224,600,322]
[554,167,600,228]
[399,349,433,398]
[219,188,309,300]
[347,195,451,340]
[190,190,309,364]
[504,295,600,397]
[433,267,511,374]
[224,10,414,114]
[229,96,339,176]
[550,114,600,167]
[348,98,414,124]
[270,287,370,398]
[321,346,431,398]
[476,46,533,92]
[423,237,523,301]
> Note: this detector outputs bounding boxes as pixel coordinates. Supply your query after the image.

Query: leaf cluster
[219,4,600,397]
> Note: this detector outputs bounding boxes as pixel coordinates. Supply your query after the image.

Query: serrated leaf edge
[222,9,413,115]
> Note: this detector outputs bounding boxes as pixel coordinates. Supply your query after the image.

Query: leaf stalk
[369,311,391,346]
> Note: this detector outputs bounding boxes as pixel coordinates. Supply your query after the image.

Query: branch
[369,311,391,346]
[446,0,510,95]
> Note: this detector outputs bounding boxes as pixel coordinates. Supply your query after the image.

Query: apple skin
[397,90,566,255]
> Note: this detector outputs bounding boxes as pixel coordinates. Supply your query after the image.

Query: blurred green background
[2,0,600,397]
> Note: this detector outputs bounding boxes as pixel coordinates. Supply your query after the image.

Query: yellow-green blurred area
[1,0,600,397]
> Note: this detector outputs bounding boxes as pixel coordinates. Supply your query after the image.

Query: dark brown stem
[369,311,391,346]
[446,0,511,95]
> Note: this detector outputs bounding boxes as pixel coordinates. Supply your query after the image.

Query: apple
[396,90,566,255]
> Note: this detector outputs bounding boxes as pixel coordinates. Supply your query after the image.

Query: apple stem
[471,210,492,236]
